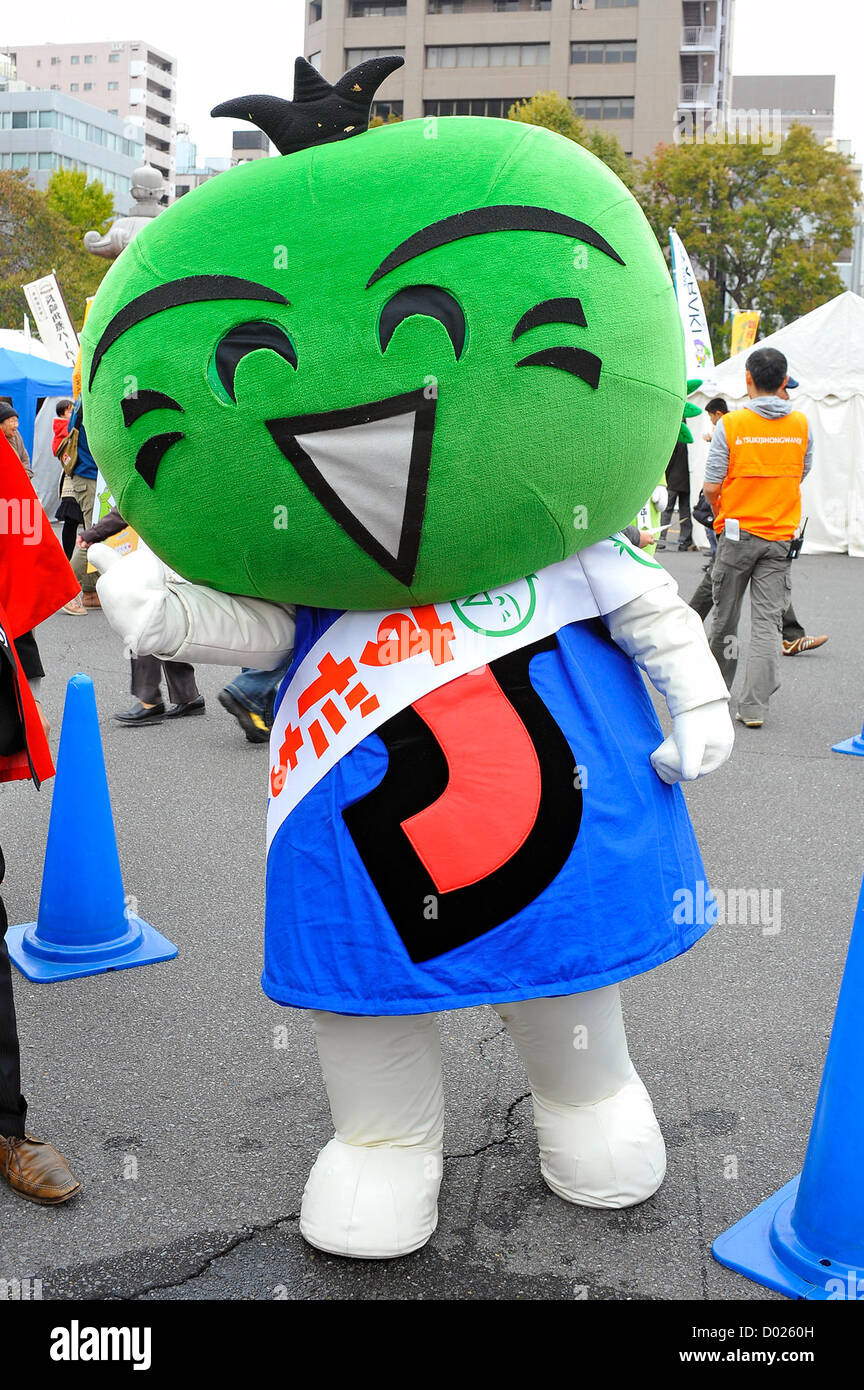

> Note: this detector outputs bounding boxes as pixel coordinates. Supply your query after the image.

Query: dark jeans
[223,658,292,720]
[660,489,693,547]
[130,655,199,706]
[0,881,27,1139]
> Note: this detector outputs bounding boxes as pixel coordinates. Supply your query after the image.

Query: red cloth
[52,417,69,457]
[0,432,79,637]
[0,607,55,784]
[0,432,79,784]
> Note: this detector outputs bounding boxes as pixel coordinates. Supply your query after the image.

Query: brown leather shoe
[82,591,101,609]
[0,1133,82,1205]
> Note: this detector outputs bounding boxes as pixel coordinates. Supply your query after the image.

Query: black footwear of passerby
[165,696,206,718]
[114,700,165,725]
[217,689,270,744]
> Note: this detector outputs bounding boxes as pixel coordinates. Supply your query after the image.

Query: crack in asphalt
[127,1210,302,1300]
[125,1097,534,1297]
[444,1091,532,1162]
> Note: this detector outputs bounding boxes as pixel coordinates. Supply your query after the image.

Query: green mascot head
[82,57,684,610]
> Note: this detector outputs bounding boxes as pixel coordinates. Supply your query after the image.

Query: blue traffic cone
[6,673,177,983]
[832,720,864,757]
[712,871,864,1299]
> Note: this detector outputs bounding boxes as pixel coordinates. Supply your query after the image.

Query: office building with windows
[0,88,144,210]
[7,39,177,197]
[306,0,734,159]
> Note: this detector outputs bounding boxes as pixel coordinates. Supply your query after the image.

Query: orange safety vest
[714,407,808,541]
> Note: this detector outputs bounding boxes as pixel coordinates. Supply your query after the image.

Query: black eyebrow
[89,275,290,388]
[513,297,587,341]
[121,390,184,427]
[366,206,624,288]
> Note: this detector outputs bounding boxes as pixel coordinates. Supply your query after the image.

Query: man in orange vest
[703,347,812,728]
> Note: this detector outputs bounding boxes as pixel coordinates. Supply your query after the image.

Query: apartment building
[0,88,143,210]
[7,39,177,197]
[306,0,734,159]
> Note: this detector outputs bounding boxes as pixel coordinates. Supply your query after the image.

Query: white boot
[300,1011,444,1259]
[494,986,666,1209]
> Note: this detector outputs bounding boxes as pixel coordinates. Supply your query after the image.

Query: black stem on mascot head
[210,55,405,157]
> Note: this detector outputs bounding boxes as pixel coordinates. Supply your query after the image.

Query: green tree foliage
[637,124,858,348]
[46,168,114,238]
[507,90,634,189]
[0,169,112,332]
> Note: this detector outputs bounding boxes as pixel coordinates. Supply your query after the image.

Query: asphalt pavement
[1,542,862,1301]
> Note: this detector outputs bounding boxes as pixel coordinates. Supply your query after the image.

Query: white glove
[88,541,296,667]
[651,484,668,513]
[88,543,187,658]
[650,698,734,784]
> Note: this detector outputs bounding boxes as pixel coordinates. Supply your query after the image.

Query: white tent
[690,292,864,557]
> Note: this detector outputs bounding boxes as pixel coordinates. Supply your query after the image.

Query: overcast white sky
[4,0,863,164]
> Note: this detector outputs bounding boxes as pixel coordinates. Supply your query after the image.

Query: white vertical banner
[21,272,79,367]
[669,228,714,378]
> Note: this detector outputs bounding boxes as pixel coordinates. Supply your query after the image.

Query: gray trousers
[69,474,98,594]
[130,655,199,707]
[709,529,792,720]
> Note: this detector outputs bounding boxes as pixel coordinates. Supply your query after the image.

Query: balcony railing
[681,25,718,48]
[679,82,718,107]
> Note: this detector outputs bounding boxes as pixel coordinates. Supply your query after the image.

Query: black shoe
[217,689,270,743]
[114,700,165,725]
[165,696,206,718]
[678,543,698,551]
[655,542,666,551]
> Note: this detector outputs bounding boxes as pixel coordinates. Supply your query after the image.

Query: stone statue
[83,163,166,261]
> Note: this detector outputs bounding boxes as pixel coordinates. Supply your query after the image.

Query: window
[309,0,323,17]
[50,56,60,65]
[571,40,636,64]
[427,43,549,67]
[83,82,94,90]
[11,110,28,128]
[307,52,322,71]
[70,55,79,64]
[595,0,637,7]
[346,47,405,64]
[371,100,403,118]
[108,108,118,116]
[428,0,463,10]
[50,83,60,90]
[109,52,120,62]
[38,110,56,127]
[108,81,119,90]
[425,97,520,117]
[349,1,406,14]
[70,82,79,91]
[38,151,55,169]
[571,95,634,119]
[84,54,94,63]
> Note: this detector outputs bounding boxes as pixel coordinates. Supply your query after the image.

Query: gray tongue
[294,410,416,562]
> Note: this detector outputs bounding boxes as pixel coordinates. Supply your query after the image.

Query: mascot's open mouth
[266,388,436,587]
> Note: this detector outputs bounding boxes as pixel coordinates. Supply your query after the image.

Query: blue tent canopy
[0,345,74,457]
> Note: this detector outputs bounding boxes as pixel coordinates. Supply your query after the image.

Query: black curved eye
[378,285,466,359]
[215,321,297,402]
[135,432,184,489]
